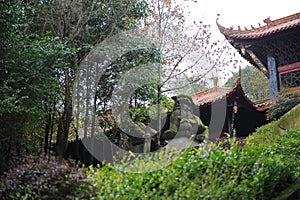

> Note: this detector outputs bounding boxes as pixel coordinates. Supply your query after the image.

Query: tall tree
[24,0,149,159]
[130,0,239,142]
[224,65,270,101]
[0,0,69,172]
[0,0,150,169]
[94,0,241,147]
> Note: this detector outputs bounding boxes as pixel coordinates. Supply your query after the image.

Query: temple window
[280,69,300,88]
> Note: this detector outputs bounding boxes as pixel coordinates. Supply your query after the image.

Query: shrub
[85,133,299,200]
[0,156,91,199]
[269,89,300,121]
[275,128,300,165]
[215,136,245,149]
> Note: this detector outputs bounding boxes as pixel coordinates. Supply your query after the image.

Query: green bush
[269,89,300,121]
[0,156,91,199]
[275,128,300,164]
[84,128,300,200]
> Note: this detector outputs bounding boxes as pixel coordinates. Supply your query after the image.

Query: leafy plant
[275,128,300,162]
[83,127,300,199]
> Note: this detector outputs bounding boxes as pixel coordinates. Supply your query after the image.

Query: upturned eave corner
[216,18,232,38]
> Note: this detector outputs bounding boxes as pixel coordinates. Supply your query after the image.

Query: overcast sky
[186,0,300,27]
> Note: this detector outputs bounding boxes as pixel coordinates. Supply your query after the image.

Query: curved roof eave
[192,77,271,111]
[216,12,300,40]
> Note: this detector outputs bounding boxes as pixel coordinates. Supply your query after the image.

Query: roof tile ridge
[216,12,300,36]
[270,12,300,25]
[192,88,211,96]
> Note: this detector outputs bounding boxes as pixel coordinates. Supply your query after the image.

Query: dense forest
[0,0,151,173]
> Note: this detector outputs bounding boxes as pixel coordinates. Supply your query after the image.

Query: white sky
[186,0,300,27]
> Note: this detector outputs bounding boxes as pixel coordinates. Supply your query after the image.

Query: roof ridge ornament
[210,75,219,90]
[238,65,242,81]
[233,66,242,88]
[263,16,271,25]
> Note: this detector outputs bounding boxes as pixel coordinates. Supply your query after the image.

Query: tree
[0,0,69,172]
[23,0,150,159]
[96,48,161,119]
[0,0,150,171]
[224,65,269,101]
[89,0,241,149]
[119,0,240,143]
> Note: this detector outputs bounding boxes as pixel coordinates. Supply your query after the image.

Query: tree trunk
[48,106,55,160]
[44,104,51,156]
[56,69,72,160]
[157,85,162,146]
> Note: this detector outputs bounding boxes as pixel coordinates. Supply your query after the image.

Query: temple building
[191,77,271,138]
[216,12,300,99]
